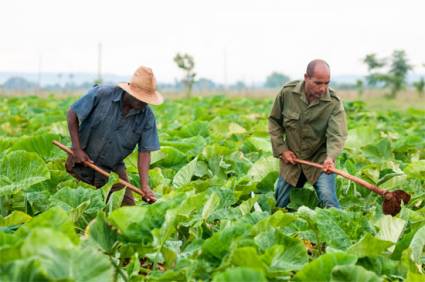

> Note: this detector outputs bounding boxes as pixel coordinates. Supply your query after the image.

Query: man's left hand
[323,157,335,174]
[141,186,157,203]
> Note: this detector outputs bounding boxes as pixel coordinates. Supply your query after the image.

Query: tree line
[1,50,423,98]
[174,50,424,99]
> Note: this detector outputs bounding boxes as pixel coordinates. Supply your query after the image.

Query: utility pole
[96,42,102,84]
[36,53,43,95]
[223,48,228,91]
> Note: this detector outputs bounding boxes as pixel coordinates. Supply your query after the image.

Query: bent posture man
[268,59,347,208]
[66,66,163,205]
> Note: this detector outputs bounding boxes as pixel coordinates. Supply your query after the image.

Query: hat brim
[118,82,164,105]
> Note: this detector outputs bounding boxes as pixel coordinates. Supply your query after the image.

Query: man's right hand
[73,148,93,164]
[281,150,297,165]
[66,148,93,171]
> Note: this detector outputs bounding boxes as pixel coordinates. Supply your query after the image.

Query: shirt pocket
[90,104,110,129]
[122,125,143,151]
[283,111,300,129]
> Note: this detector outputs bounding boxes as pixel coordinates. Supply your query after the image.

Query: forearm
[138,151,151,188]
[67,109,82,150]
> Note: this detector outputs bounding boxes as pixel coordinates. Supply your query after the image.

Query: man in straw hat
[66,66,163,205]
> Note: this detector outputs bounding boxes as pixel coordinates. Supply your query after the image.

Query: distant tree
[195,78,216,91]
[3,77,37,91]
[264,72,290,88]
[387,50,412,98]
[174,53,196,98]
[355,79,364,98]
[413,77,425,97]
[363,53,386,86]
[231,80,247,91]
[362,50,412,98]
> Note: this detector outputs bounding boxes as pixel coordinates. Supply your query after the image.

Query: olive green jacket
[268,80,347,186]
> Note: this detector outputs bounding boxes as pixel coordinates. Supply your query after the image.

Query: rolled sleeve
[70,86,99,125]
[326,101,348,160]
[138,111,160,152]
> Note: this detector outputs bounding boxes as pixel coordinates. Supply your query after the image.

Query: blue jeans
[275,172,340,208]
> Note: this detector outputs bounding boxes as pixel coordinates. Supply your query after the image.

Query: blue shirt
[71,85,160,169]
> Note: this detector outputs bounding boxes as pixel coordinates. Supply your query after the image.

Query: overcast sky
[1,0,424,83]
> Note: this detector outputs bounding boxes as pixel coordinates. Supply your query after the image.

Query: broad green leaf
[201,192,220,220]
[37,246,113,282]
[0,150,50,196]
[362,139,394,162]
[15,207,79,244]
[357,256,405,278]
[345,126,378,150]
[228,122,247,135]
[238,197,258,216]
[0,232,23,263]
[245,136,271,152]
[287,188,320,210]
[405,271,425,282]
[109,203,170,243]
[21,227,75,256]
[155,146,186,167]
[212,267,267,282]
[330,265,383,282]
[149,167,171,188]
[314,209,351,250]
[194,160,211,178]
[0,259,50,282]
[201,223,251,265]
[162,136,207,157]
[251,210,297,235]
[227,247,266,271]
[109,206,150,242]
[0,211,31,227]
[403,160,425,179]
[49,187,105,228]
[177,120,209,138]
[173,157,198,188]
[260,233,308,272]
[293,252,357,282]
[247,156,279,182]
[375,215,406,249]
[86,211,118,254]
[409,225,425,264]
[11,133,61,161]
[347,233,393,257]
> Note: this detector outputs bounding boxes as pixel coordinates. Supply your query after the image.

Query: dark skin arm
[66,109,92,166]
[138,151,156,203]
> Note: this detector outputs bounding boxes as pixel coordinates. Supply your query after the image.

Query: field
[0,92,424,281]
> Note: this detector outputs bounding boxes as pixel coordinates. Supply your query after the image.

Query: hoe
[294,158,410,216]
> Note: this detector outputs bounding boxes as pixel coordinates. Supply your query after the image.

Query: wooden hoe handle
[294,158,387,196]
[52,140,145,198]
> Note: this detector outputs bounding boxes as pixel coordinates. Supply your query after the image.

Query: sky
[1,0,424,84]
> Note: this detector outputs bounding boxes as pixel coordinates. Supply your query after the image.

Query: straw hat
[118,66,164,105]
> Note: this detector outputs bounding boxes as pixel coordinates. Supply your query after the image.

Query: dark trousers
[275,172,340,208]
[65,156,135,206]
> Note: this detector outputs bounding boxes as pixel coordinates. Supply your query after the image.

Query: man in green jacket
[268,59,347,208]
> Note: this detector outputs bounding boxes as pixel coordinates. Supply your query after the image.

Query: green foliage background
[0,95,424,281]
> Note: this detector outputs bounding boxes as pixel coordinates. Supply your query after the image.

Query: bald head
[306,59,330,78]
